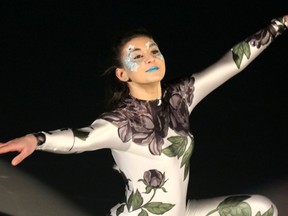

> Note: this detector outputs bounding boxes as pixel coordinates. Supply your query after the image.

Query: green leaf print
[143,202,175,215]
[181,141,193,180]
[72,129,90,141]
[139,209,149,216]
[255,205,274,216]
[206,195,251,216]
[144,185,153,194]
[163,136,188,158]
[116,204,125,216]
[232,41,251,69]
[162,136,193,180]
[127,189,143,211]
[205,195,274,216]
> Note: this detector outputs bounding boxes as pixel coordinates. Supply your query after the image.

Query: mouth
[145,66,159,73]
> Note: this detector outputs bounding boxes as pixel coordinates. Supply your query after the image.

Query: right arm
[0,118,129,166]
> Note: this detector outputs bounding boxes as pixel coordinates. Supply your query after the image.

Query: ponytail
[102,66,129,111]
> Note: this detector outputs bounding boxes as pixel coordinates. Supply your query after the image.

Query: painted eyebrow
[128,42,159,56]
[129,48,141,53]
[148,42,158,48]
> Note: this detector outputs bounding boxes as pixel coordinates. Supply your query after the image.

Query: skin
[0,15,287,166]
[115,36,166,101]
[0,134,37,166]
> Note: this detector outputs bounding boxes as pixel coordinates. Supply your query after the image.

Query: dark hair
[102,27,155,110]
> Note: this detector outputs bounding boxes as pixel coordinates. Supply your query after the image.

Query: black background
[1,0,288,215]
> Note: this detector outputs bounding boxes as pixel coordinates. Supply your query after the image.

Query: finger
[11,151,28,166]
[0,141,22,154]
[0,144,15,154]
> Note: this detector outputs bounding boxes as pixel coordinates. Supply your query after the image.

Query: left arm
[190,16,288,110]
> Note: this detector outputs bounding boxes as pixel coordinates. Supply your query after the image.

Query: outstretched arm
[190,15,288,110]
[0,118,129,166]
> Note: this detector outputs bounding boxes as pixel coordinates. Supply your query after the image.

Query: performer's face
[116,36,166,84]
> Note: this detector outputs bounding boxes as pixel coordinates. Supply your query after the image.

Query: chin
[146,76,164,84]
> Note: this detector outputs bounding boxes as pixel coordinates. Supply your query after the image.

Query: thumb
[11,151,28,166]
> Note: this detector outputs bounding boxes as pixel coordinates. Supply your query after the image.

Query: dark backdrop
[1,0,287,215]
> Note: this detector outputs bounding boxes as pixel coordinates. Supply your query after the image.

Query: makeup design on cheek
[145,41,164,61]
[123,45,140,72]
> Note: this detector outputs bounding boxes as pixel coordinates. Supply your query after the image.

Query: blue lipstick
[146,66,159,73]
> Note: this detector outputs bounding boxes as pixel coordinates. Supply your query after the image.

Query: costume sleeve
[35,118,129,153]
[190,16,287,111]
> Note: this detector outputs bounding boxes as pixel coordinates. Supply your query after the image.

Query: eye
[133,54,143,60]
[151,49,160,55]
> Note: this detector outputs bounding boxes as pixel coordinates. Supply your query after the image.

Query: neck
[128,82,162,100]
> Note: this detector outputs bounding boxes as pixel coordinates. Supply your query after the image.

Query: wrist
[31,132,46,146]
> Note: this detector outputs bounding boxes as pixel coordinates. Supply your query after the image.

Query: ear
[115,68,129,82]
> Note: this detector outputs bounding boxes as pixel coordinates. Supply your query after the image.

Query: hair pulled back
[103,27,155,110]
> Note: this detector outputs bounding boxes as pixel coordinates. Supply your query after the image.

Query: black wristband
[32,132,46,146]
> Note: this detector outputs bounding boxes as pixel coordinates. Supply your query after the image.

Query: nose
[144,54,155,64]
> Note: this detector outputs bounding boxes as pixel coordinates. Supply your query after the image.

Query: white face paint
[123,45,140,72]
[123,40,164,72]
[145,41,164,61]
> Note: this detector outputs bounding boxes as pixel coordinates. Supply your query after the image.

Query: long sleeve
[36,17,287,154]
[190,17,287,111]
[36,118,130,153]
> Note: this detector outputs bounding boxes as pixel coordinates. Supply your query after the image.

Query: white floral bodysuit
[36,18,287,216]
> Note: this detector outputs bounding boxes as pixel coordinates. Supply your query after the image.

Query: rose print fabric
[100,77,195,215]
[100,75,194,156]
[36,17,287,215]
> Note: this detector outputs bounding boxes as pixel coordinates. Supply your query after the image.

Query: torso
[100,76,195,215]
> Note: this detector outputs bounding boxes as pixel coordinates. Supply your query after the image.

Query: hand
[0,134,38,166]
[284,15,288,23]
